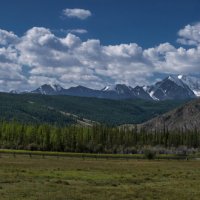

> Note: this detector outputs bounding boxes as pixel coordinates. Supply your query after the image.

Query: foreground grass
[0,154,200,200]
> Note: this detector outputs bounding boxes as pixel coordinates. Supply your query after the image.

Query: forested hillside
[0,93,186,125]
[0,93,76,125]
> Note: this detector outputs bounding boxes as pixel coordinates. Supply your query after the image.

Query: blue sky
[1,0,200,47]
[0,0,200,91]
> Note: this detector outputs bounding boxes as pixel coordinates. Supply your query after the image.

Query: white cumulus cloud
[62,8,92,20]
[68,29,88,34]
[177,23,200,46]
[0,29,19,46]
[0,23,200,91]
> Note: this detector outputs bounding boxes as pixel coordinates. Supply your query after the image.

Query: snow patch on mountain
[149,91,159,100]
[102,85,116,91]
[50,84,63,92]
[38,86,47,95]
[193,90,200,96]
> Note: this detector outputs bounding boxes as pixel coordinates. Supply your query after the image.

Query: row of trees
[0,121,200,153]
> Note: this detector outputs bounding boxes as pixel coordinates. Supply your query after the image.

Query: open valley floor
[0,154,200,200]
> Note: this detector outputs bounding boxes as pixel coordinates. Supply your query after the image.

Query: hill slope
[0,93,76,125]
[0,93,186,125]
[139,98,200,132]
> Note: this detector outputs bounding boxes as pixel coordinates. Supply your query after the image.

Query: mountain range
[9,75,200,101]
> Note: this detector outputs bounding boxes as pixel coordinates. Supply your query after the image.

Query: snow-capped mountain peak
[9,90,20,94]
[32,84,64,95]
[177,75,200,97]
[145,75,196,101]
[101,84,152,100]
[102,84,132,94]
[167,75,185,88]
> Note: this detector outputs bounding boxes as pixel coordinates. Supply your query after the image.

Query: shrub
[144,149,156,160]
[26,143,39,151]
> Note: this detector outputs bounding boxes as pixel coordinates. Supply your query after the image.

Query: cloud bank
[0,23,200,91]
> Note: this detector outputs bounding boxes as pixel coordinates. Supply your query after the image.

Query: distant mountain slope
[132,86,152,100]
[64,85,101,98]
[32,84,65,95]
[26,74,200,101]
[139,98,200,132]
[147,76,195,100]
[0,93,185,125]
[31,84,150,100]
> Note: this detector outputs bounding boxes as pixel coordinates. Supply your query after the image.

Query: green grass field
[0,153,200,200]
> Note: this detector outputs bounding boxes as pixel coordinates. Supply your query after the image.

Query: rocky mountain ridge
[10,75,200,101]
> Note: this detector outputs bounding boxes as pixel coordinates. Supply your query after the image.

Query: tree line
[0,121,200,153]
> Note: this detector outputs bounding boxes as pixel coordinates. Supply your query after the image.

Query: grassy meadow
[0,153,200,200]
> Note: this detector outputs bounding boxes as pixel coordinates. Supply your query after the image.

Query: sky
[0,0,200,91]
